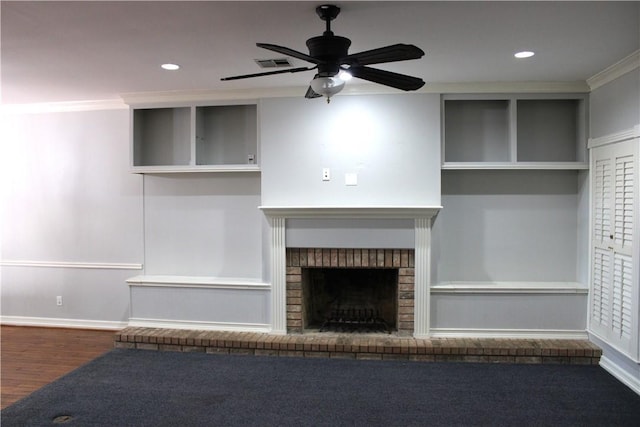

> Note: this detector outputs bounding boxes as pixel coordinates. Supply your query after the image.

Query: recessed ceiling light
[161,63,180,71]
[514,51,535,59]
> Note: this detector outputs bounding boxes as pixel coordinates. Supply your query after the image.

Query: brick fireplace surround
[286,248,415,335]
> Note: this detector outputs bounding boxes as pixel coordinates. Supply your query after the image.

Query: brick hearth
[114,327,602,365]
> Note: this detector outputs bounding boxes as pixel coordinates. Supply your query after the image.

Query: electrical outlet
[322,168,330,181]
[56,296,63,306]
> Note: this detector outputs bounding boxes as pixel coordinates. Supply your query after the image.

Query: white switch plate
[345,173,358,186]
[322,168,330,181]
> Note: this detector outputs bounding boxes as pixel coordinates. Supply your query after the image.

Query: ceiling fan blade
[343,44,424,66]
[257,43,321,64]
[221,66,314,81]
[349,66,425,91]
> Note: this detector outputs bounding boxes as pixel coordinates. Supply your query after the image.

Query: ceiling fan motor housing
[306,35,351,76]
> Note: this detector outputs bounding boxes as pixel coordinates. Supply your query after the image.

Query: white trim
[126,275,270,291]
[131,164,261,174]
[588,125,640,149]
[0,99,128,114]
[1,315,126,330]
[1,260,143,270]
[128,317,271,333]
[431,281,589,295]
[270,216,287,335]
[599,356,640,396]
[122,87,302,106]
[428,328,589,340]
[121,82,591,106]
[589,330,640,364]
[425,81,590,94]
[441,162,589,170]
[413,217,431,337]
[587,50,640,91]
[259,206,442,219]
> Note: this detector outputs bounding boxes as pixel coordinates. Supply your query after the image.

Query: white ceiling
[1,1,638,104]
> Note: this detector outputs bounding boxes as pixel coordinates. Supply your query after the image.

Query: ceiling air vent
[254,58,293,68]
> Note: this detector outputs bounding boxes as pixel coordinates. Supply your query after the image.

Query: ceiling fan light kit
[221,4,426,102]
[310,75,345,101]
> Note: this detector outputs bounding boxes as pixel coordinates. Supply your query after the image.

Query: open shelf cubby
[442,94,588,170]
[131,103,259,173]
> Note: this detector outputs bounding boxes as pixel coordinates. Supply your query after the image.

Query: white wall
[260,94,441,207]
[0,108,143,326]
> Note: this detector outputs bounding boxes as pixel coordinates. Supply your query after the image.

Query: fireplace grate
[319,308,391,334]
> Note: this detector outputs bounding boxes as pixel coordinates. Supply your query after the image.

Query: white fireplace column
[261,207,441,337]
[269,215,287,335]
[413,216,432,338]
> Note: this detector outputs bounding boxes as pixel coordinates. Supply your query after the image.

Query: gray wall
[432,170,583,283]
[142,174,262,278]
[0,109,143,324]
[590,69,640,138]
[286,218,414,249]
[260,94,441,207]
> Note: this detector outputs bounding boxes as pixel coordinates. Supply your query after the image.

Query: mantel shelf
[259,206,442,219]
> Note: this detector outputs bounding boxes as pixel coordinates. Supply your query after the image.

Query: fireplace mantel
[259,206,441,219]
[262,205,440,337]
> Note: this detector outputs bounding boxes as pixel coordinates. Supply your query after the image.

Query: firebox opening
[302,268,398,333]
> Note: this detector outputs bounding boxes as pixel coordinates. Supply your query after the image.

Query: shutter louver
[592,247,611,327]
[612,253,633,339]
[594,159,612,243]
[614,155,634,248]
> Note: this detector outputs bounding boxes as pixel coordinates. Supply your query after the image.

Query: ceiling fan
[221,4,426,102]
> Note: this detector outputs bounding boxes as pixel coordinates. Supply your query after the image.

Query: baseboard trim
[426,328,589,340]
[0,315,127,330]
[599,356,640,396]
[127,317,271,333]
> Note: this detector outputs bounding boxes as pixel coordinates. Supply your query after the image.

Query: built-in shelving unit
[130,102,259,173]
[442,94,588,170]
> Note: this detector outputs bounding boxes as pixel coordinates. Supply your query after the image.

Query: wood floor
[1,326,115,409]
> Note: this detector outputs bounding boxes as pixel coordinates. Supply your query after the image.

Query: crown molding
[0,98,128,114]
[419,81,590,94]
[587,50,640,91]
[121,81,590,106]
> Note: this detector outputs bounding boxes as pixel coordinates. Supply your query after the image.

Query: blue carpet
[2,349,640,426]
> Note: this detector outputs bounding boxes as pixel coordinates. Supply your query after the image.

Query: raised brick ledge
[114,327,602,365]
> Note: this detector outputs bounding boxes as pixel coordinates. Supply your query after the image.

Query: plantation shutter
[589,139,638,360]
[591,156,613,335]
